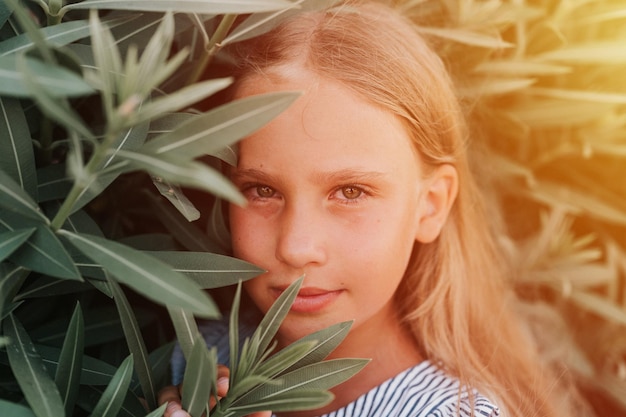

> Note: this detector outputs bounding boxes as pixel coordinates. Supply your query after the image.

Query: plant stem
[188,14,236,85]
[49,133,115,231]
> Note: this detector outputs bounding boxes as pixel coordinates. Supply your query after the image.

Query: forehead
[233,69,420,169]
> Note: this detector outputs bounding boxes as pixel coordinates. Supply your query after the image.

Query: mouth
[271,286,342,314]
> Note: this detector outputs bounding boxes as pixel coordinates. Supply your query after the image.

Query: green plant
[0,0,366,416]
[396,0,626,414]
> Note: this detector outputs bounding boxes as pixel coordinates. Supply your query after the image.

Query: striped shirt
[171,318,500,417]
[311,361,499,417]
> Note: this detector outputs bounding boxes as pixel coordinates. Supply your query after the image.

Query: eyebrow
[230,168,389,184]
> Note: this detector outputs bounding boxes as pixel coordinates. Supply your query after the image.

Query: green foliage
[0,0,365,416]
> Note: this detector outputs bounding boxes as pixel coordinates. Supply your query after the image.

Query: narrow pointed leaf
[37,163,72,203]
[0,228,35,263]
[167,306,201,360]
[181,340,217,417]
[254,276,303,359]
[55,303,84,416]
[142,92,299,159]
[63,0,295,14]
[227,391,332,416]
[0,213,82,280]
[0,169,48,222]
[115,149,245,205]
[150,251,264,288]
[0,400,37,417]
[129,78,232,127]
[0,264,28,310]
[224,0,340,44]
[0,54,95,98]
[233,359,368,406]
[152,180,200,222]
[151,196,224,253]
[0,96,37,199]
[3,314,66,417]
[107,279,156,409]
[15,54,93,138]
[254,341,318,380]
[143,403,168,417]
[279,321,353,374]
[89,355,134,417]
[59,230,219,317]
[34,344,119,386]
[0,17,134,57]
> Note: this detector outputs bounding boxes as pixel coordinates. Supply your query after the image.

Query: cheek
[229,207,269,263]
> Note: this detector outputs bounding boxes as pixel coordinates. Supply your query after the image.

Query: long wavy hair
[226,1,578,415]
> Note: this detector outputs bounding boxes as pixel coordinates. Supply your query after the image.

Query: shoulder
[320,361,500,417]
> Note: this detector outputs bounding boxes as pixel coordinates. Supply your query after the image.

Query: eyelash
[239,183,371,205]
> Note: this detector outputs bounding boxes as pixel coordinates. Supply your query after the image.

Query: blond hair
[227,1,576,416]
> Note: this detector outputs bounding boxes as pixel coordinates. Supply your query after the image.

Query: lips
[272,286,342,313]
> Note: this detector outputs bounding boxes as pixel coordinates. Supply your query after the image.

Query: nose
[275,202,328,269]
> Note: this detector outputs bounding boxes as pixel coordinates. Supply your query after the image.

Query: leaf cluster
[0,0,364,416]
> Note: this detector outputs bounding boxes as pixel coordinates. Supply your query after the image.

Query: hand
[158,366,271,417]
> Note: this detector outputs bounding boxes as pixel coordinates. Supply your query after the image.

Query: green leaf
[3,314,66,417]
[227,391,332,416]
[0,400,37,417]
[142,92,300,160]
[151,179,200,222]
[55,303,84,416]
[166,306,201,361]
[150,251,264,288]
[254,277,303,360]
[0,1,11,28]
[207,197,231,252]
[0,54,96,98]
[3,0,55,63]
[0,97,37,200]
[279,321,353,374]
[0,169,48,222]
[142,403,168,417]
[181,340,217,417]
[0,228,36,263]
[150,195,224,253]
[223,0,340,45]
[0,264,28,312]
[0,17,131,57]
[107,278,156,409]
[37,164,72,203]
[115,149,245,205]
[14,54,94,138]
[35,344,119,386]
[129,78,233,128]
[77,384,147,417]
[89,355,135,417]
[0,212,82,280]
[232,359,368,409]
[59,230,219,317]
[63,0,296,14]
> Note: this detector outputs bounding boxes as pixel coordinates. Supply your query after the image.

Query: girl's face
[229,68,434,345]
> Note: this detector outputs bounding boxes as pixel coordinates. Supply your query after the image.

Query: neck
[276,312,423,417]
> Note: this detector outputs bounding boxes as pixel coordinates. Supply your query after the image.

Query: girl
[160,1,581,416]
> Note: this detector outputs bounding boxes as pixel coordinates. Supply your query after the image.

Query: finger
[247,411,272,417]
[163,401,190,417]
[158,385,181,405]
[215,365,230,399]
